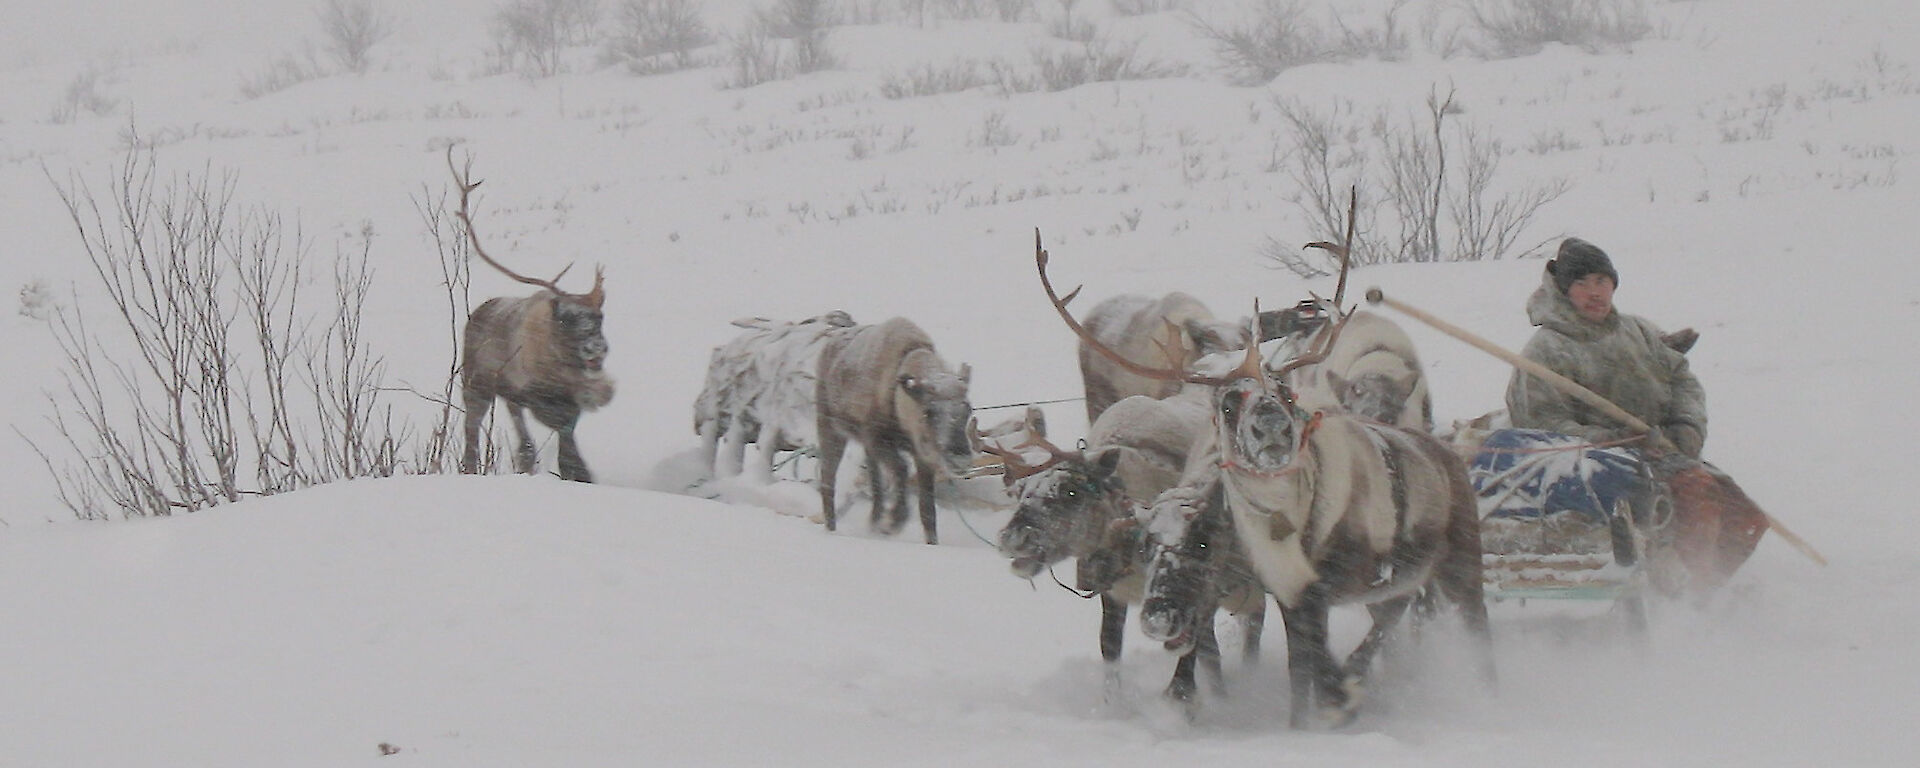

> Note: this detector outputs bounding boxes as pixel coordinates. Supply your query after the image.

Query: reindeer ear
[1089,446,1126,478]
[958,363,972,383]
[1326,370,1347,393]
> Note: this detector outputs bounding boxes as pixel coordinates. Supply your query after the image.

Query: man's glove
[1663,423,1704,459]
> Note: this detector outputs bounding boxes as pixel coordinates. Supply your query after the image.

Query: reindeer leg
[461,391,492,474]
[915,460,938,545]
[869,441,910,536]
[1099,593,1129,703]
[697,418,722,479]
[1198,604,1227,699]
[556,425,592,483]
[1241,600,1266,668]
[817,431,846,531]
[1344,596,1415,694]
[504,402,537,475]
[1281,591,1350,730]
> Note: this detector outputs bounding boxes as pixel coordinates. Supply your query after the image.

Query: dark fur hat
[1549,237,1618,294]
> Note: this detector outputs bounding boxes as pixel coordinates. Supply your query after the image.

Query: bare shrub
[726,0,838,86]
[725,24,785,87]
[317,0,394,73]
[49,67,118,124]
[23,144,450,520]
[491,0,601,76]
[1267,89,1568,276]
[240,46,325,99]
[1465,0,1652,58]
[1030,35,1182,91]
[1188,0,1326,86]
[879,60,995,98]
[1110,0,1184,16]
[1330,0,1411,61]
[760,0,839,73]
[606,0,713,73]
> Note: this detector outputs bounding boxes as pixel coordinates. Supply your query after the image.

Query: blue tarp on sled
[1467,428,1647,523]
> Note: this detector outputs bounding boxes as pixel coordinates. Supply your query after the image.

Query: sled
[1453,427,1667,628]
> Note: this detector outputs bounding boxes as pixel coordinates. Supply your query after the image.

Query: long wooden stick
[1365,287,1827,567]
[1364,288,1650,432]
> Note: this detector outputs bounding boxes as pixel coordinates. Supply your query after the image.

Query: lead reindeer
[1035,229,1492,729]
[452,151,614,483]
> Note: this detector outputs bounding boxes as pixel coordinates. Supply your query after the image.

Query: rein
[1046,564,1101,599]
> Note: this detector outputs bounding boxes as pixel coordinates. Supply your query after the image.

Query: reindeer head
[1138,481,1231,654]
[991,439,1128,579]
[549,283,609,372]
[896,353,975,480]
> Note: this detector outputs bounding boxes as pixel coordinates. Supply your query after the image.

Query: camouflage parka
[1505,268,1706,455]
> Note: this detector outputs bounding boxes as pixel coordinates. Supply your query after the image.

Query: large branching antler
[1301,185,1358,310]
[1035,229,1262,388]
[448,147,605,307]
[978,432,1078,484]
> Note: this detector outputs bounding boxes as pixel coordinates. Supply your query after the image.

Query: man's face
[1567,273,1615,324]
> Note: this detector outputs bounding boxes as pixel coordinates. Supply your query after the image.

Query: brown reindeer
[1035,229,1491,729]
[816,317,975,545]
[1077,292,1245,424]
[451,151,613,483]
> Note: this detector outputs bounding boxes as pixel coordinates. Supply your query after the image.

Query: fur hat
[1549,238,1618,294]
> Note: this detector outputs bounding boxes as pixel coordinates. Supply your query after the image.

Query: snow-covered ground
[1,0,1916,764]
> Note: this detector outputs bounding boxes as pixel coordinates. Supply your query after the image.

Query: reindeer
[694,311,857,480]
[451,151,613,483]
[1275,309,1432,432]
[1035,229,1492,729]
[1077,293,1245,424]
[816,317,975,545]
[989,392,1265,708]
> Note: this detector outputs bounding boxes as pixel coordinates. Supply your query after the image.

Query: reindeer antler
[978,432,1078,485]
[448,147,604,307]
[1302,186,1358,310]
[1036,229,1260,388]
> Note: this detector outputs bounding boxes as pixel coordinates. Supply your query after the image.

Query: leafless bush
[1110,0,1183,16]
[1330,0,1411,61]
[408,186,491,474]
[725,25,785,87]
[49,67,118,124]
[23,145,450,520]
[760,0,839,73]
[1464,0,1652,58]
[1188,0,1326,86]
[606,0,713,74]
[726,0,839,86]
[1266,89,1568,276]
[491,0,601,76]
[239,46,324,99]
[1046,0,1097,41]
[317,0,393,73]
[1030,35,1182,91]
[879,60,996,98]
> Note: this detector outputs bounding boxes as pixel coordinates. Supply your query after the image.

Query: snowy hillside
[1,0,1916,765]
